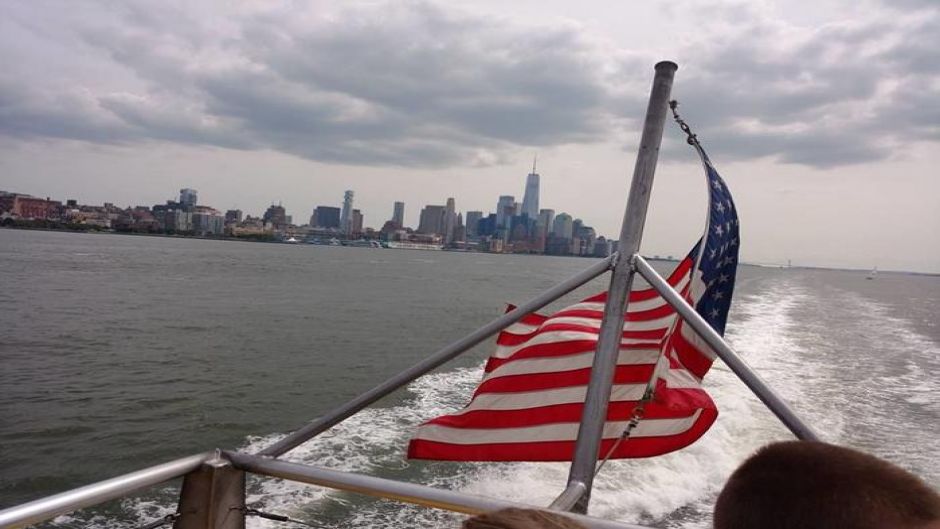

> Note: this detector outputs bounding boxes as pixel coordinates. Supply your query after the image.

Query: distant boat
[284,236,300,244]
[866,266,877,280]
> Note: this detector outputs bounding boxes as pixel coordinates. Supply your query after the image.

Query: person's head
[463,508,587,529]
[714,441,940,529]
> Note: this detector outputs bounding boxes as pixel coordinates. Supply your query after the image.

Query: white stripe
[465,369,702,411]
[503,314,679,340]
[664,364,705,388]
[414,409,704,444]
[481,349,662,384]
[456,383,649,414]
[493,330,665,359]
[678,322,716,360]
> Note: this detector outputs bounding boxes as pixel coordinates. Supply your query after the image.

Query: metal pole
[633,255,820,441]
[259,254,615,457]
[226,452,651,529]
[0,452,213,529]
[565,61,678,513]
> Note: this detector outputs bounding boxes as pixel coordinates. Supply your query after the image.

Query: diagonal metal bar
[258,254,615,457]
[226,452,651,529]
[633,255,819,441]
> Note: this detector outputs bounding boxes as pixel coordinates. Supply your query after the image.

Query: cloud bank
[1,0,937,169]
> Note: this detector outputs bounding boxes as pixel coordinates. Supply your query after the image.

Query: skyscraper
[444,197,457,243]
[465,211,483,237]
[179,188,198,209]
[552,213,573,239]
[340,190,354,236]
[418,205,446,235]
[496,195,515,228]
[312,206,341,228]
[392,201,405,227]
[538,208,555,238]
[521,157,540,219]
[352,209,363,235]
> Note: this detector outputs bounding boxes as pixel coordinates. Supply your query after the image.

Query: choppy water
[1,229,938,528]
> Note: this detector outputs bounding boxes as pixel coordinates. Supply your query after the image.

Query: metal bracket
[174,453,246,529]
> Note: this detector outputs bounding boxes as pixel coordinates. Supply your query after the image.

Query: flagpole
[564,61,678,514]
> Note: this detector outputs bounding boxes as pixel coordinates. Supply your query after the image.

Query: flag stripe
[414,409,706,445]
[408,407,717,461]
[426,387,716,430]
[480,349,663,383]
[474,364,658,395]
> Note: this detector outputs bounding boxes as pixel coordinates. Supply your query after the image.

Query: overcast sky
[1,0,938,272]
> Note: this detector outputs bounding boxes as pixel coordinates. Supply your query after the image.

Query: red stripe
[427,387,714,429]
[484,341,663,373]
[473,365,657,396]
[408,406,716,461]
[581,257,693,305]
[668,324,715,380]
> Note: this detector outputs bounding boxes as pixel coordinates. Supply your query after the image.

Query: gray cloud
[664,3,940,167]
[0,0,938,169]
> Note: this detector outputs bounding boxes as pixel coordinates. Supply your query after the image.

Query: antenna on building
[532,154,537,174]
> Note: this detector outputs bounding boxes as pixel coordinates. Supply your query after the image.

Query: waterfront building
[192,207,225,235]
[574,225,597,256]
[0,193,62,220]
[263,203,288,230]
[572,218,583,239]
[538,209,555,239]
[164,209,193,232]
[496,195,514,229]
[352,209,364,236]
[476,214,497,237]
[311,206,341,229]
[465,211,483,238]
[417,204,446,235]
[593,236,613,258]
[454,213,466,243]
[225,209,243,224]
[444,197,457,244]
[392,201,405,228]
[552,213,573,239]
[340,190,354,236]
[521,158,540,219]
[179,188,198,209]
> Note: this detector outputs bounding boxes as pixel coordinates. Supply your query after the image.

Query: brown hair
[714,441,940,529]
[463,508,587,529]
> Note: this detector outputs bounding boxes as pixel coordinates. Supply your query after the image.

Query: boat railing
[0,61,818,529]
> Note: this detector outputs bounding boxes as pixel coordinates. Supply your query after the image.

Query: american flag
[408,147,739,461]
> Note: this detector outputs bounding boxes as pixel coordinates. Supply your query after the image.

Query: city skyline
[1,1,938,272]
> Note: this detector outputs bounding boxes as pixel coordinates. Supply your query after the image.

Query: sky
[1,0,938,273]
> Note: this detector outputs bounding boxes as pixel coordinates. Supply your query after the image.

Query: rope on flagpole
[592,386,652,477]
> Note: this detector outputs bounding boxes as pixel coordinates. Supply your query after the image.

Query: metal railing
[0,61,818,529]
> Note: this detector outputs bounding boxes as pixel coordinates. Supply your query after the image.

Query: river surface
[1,229,938,528]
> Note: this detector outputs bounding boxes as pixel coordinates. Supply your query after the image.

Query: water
[1,229,938,528]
